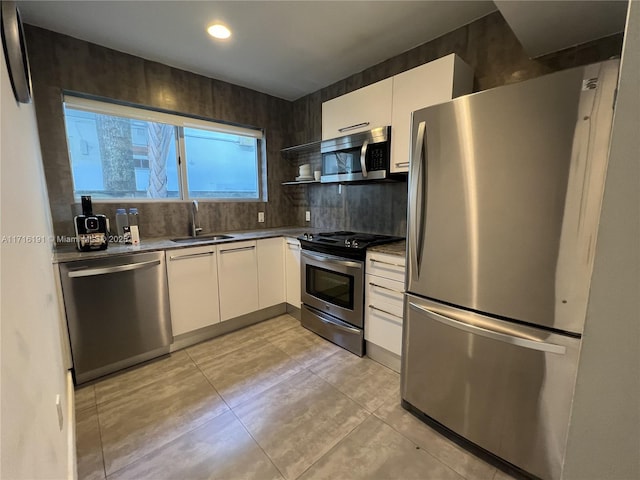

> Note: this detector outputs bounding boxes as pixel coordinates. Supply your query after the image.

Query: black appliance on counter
[298,231,403,355]
[74,195,108,251]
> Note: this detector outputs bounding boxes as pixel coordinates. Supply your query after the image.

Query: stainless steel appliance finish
[301,250,364,328]
[299,230,403,356]
[407,60,619,335]
[321,126,392,183]
[403,295,581,480]
[302,304,364,356]
[402,60,619,480]
[60,251,172,384]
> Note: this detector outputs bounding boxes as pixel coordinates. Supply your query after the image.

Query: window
[62,96,264,201]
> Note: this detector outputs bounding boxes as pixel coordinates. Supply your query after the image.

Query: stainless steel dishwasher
[59,251,172,384]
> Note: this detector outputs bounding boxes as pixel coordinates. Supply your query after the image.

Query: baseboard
[286,303,301,320]
[66,370,77,480]
[366,341,401,373]
[170,303,287,352]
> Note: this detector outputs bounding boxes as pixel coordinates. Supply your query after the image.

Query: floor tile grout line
[230,366,370,480]
[228,402,289,480]
[103,413,232,479]
[97,352,230,478]
[184,346,236,414]
[189,337,310,412]
[93,397,109,480]
[370,399,493,480]
[291,405,373,480]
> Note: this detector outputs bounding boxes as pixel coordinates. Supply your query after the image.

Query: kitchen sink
[171,234,234,243]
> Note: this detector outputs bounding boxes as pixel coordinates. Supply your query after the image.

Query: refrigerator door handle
[408,302,567,355]
[409,121,427,280]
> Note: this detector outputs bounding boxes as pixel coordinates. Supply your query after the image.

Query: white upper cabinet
[257,237,286,309]
[217,240,259,321]
[322,78,393,140]
[390,54,473,173]
[166,245,220,336]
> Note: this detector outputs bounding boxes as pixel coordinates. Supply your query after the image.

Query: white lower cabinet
[166,245,220,336]
[284,238,301,307]
[217,240,259,321]
[257,237,285,309]
[365,251,406,360]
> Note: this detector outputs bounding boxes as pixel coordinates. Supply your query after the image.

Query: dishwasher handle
[67,259,161,278]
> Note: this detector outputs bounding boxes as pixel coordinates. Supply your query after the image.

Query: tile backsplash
[25,11,621,241]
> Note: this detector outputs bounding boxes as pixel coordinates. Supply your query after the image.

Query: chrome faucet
[190,200,203,237]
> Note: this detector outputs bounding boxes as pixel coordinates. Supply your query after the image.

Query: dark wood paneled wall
[289,11,622,236]
[25,10,622,239]
[25,25,294,238]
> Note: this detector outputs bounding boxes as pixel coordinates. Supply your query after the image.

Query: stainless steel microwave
[320,126,393,183]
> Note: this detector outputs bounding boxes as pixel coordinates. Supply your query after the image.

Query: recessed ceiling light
[207,24,231,39]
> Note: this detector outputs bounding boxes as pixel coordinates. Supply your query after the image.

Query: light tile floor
[75,314,516,480]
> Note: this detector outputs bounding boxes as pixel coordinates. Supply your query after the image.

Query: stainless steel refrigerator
[402,59,619,480]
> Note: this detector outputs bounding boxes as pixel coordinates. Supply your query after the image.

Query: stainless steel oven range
[299,231,403,356]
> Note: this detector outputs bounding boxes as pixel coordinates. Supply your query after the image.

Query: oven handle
[313,308,362,334]
[360,139,369,177]
[301,251,363,269]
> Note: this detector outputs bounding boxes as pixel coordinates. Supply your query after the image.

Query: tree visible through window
[62,96,263,201]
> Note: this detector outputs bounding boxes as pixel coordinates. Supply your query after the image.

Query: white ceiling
[17,1,497,100]
[495,0,628,58]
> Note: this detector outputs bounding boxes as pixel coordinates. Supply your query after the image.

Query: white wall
[563,1,640,479]
[1,38,71,478]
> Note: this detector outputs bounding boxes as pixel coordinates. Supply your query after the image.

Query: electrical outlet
[305,211,311,222]
[258,212,265,223]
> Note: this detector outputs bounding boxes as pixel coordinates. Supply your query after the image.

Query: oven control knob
[345,238,351,247]
[352,240,359,248]
[307,233,313,240]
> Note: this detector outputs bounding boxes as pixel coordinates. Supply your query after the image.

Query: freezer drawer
[401,294,581,480]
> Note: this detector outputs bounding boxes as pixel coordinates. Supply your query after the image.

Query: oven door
[301,250,364,327]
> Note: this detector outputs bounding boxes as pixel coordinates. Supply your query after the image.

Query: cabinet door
[217,241,259,321]
[391,54,473,173]
[285,238,301,307]
[322,78,393,140]
[257,237,285,309]
[166,246,220,336]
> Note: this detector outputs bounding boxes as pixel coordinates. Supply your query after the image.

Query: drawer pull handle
[369,304,403,320]
[369,282,404,295]
[220,245,256,254]
[338,122,370,133]
[169,251,214,261]
[370,258,405,268]
[395,162,410,167]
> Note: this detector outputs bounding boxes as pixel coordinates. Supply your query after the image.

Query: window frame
[62,94,266,203]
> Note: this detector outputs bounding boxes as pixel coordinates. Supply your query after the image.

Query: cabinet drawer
[366,252,406,282]
[366,275,404,317]
[365,305,403,356]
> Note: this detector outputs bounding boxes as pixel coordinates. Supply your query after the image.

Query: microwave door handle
[410,121,427,280]
[360,139,369,177]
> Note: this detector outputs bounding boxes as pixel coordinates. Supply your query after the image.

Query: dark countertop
[368,240,406,257]
[53,227,320,263]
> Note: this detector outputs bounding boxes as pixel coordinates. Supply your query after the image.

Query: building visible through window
[62,96,264,201]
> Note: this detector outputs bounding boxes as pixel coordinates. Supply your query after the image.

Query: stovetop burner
[299,230,403,259]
